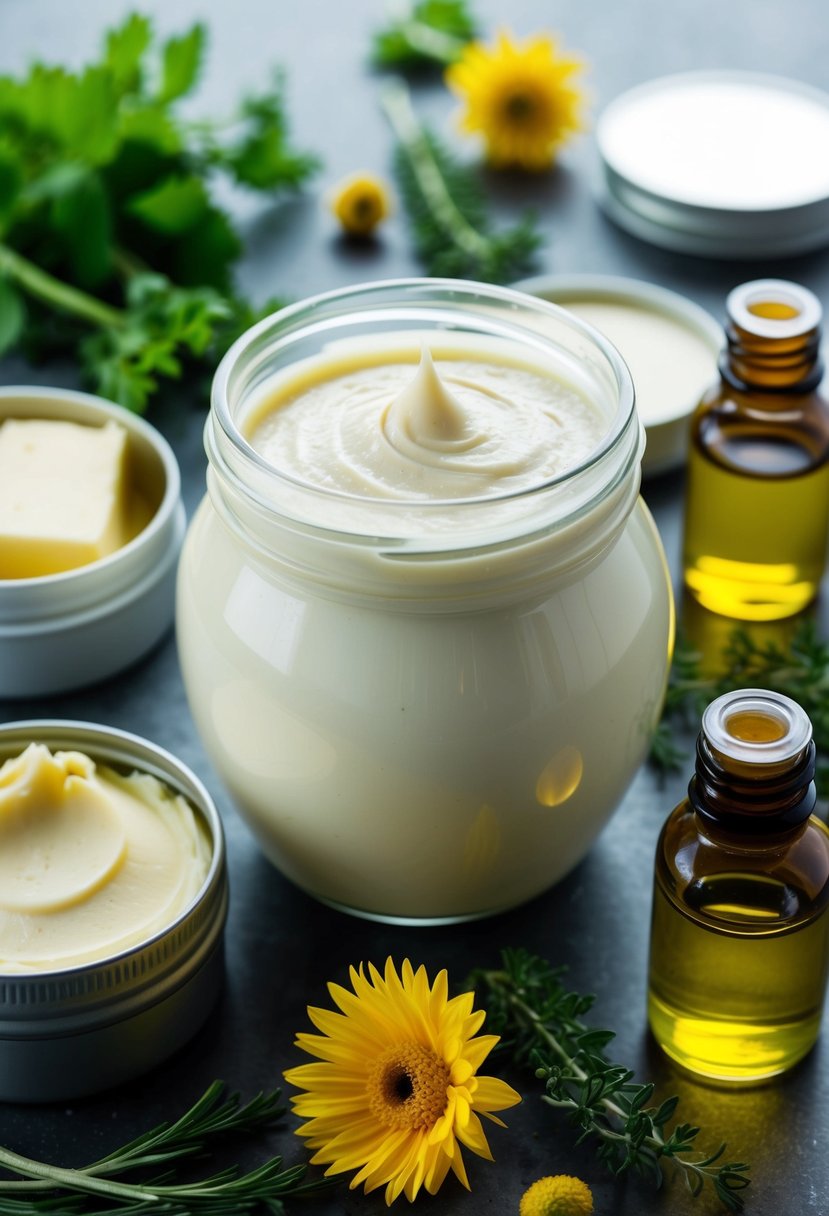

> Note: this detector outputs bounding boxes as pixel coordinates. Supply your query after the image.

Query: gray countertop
[0,1,828,1213]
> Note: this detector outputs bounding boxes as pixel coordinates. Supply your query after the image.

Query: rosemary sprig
[472,949,751,1213]
[371,0,476,70]
[381,79,542,283]
[0,1082,330,1215]
[652,618,829,793]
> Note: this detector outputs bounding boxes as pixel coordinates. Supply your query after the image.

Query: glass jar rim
[209,277,638,521]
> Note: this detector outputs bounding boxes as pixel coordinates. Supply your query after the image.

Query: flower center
[504,91,537,122]
[367,1042,451,1130]
[353,195,379,221]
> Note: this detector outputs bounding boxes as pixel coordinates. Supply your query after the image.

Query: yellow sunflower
[283,958,521,1205]
[446,30,586,171]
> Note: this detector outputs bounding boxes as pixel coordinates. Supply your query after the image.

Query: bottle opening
[726,279,822,339]
[702,688,812,766]
[725,707,788,744]
[746,298,801,322]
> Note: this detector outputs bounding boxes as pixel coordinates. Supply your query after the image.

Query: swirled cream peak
[386,346,473,451]
[0,744,210,972]
[248,339,606,500]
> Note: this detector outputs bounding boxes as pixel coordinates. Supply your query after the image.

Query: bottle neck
[689,732,817,836]
[720,324,823,393]
[719,278,824,393]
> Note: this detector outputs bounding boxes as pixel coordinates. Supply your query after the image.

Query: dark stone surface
[0,2,828,1213]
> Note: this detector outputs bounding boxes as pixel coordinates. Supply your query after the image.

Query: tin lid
[596,71,829,259]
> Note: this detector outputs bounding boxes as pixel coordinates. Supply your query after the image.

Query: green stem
[486,974,669,1152]
[380,78,491,260]
[398,19,467,64]
[0,243,125,330]
[488,974,743,1196]
[0,1148,158,1204]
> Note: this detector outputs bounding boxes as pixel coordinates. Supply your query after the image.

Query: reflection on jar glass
[176,279,674,924]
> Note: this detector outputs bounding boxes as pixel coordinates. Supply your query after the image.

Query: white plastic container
[514,275,722,475]
[0,387,185,697]
[177,279,674,924]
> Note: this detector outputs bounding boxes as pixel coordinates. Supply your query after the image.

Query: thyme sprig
[0,1082,331,1215]
[652,618,829,793]
[381,79,541,282]
[371,0,477,70]
[472,949,751,1213]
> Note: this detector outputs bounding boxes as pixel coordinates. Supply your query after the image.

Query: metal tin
[0,387,186,698]
[596,72,829,259]
[0,721,227,1103]
[514,274,722,475]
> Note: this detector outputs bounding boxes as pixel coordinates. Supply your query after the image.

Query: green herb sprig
[473,949,751,1213]
[371,0,477,70]
[381,79,541,283]
[652,618,829,793]
[0,1081,331,1215]
[0,14,317,412]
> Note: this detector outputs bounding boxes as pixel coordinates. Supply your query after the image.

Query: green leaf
[0,278,25,355]
[159,24,206,103]
[82,274,235,412]
[23,161,88,204]
[12,65,117,163]
[51,172,112,287]
[372,0,476,70]
[116,105,182,155]
[0,145,22,216]
[105,13,152,95]
[127,173,208,234]
[214,80,319,193]
[60,67,120,163]
[226,126,317,191]
[171,207,241,289]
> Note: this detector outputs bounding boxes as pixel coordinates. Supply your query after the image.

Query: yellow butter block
[0,419,131,578]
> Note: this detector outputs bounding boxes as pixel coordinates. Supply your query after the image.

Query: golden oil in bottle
[647,689,829,1083]
[683,280,829,621]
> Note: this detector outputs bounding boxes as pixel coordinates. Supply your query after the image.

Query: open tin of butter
[0,386,185,698]
[0,720,227,1103]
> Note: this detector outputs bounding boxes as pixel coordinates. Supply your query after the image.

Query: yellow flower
[446,31,586,171]
[284,957,521,1206]
[330,172,391,236]
[520,1174,595,1216]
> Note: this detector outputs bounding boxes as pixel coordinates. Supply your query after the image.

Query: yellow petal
[472,1075,523,1111]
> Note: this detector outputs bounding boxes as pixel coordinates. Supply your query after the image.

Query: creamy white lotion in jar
[177,279,673,923]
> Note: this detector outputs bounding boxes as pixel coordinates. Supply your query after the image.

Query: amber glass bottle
[648,688,829,1083]
[683,279,829,621]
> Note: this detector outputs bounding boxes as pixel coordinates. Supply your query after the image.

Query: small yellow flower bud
[519,1174,594,1216]
[330,172,392,236]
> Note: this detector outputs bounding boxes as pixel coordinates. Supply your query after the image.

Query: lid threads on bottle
[721,279,824,392]
[690,688,817,833]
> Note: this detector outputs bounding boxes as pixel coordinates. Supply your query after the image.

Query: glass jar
[176,279,673,923]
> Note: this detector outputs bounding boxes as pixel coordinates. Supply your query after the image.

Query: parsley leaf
[0,13,317,412]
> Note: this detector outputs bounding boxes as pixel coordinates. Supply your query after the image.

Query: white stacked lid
[596,71,829,259]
